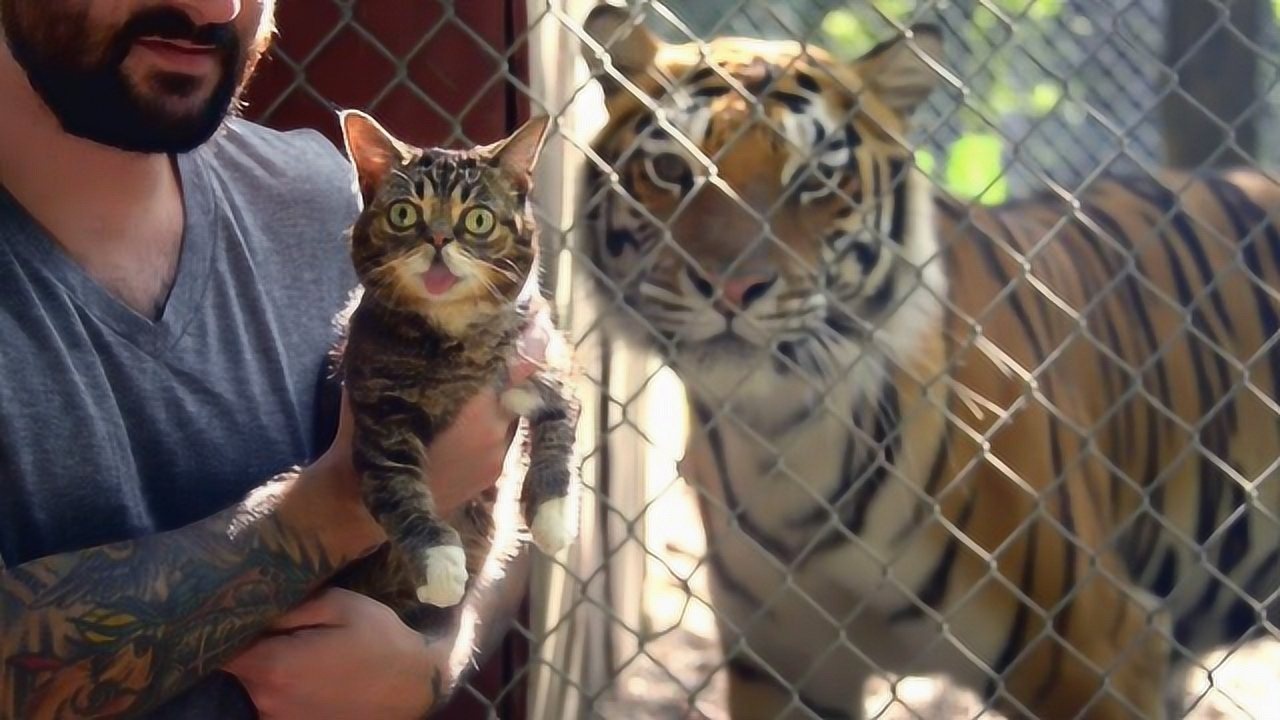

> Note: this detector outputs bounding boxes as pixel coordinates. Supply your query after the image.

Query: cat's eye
[386,201,419,230]
[645,152,691,190]
[462,207,496,236]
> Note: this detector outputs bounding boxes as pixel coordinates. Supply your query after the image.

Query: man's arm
[0,457,381,720]
[222,544,534,720]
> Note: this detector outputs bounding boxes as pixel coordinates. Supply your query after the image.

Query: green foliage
[994,0,1063,21]
[814,2,1069,205]
[819,2,917,58]
[944,133,1008,204]
[818,10,882,58]
[914,149,937,175]
[1030,82,1063,116]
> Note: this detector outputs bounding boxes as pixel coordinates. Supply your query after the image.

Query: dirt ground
[590,476,1280,720]
[590,625,1280,719]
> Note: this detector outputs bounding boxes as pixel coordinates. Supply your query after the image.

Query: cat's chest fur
[344,299,522,420]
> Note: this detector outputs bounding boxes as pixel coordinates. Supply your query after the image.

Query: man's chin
[43,82,234,153]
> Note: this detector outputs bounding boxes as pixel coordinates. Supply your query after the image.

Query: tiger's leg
[712,569,867,719]
[1163,659,1191,720]
[725,653,865,720]
[692,466,864,718]
[994,580,1169,720]
[725,655,795,720]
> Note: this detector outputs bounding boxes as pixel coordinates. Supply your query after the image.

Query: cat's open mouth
[421,261,459,296]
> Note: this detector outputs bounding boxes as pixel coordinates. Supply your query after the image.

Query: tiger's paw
[415,545,468,607]
[530,496,577,554]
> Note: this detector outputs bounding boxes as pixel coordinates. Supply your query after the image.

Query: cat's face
[341,112,549,320]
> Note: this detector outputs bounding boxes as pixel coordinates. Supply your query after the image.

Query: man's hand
[225,588,446,720]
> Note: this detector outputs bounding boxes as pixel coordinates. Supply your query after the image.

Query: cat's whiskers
[483,261,521,286]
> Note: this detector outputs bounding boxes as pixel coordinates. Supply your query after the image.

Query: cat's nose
[429,235,450,248]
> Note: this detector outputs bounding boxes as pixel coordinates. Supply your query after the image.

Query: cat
[329,109,579,617]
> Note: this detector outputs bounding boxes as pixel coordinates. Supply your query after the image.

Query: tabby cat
[582,4,1280,719]
[332,110,578,614]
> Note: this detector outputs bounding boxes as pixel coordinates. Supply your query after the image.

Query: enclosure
[246,0,1280,717]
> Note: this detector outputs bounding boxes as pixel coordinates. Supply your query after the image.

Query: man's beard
[1,4,255,153]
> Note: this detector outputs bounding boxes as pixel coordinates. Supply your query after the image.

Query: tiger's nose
[688,268,777,310]
[726,275,779,308]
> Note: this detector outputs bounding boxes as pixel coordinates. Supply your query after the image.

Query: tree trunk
[1162,0,1270,169]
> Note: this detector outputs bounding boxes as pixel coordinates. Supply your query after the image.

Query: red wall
[241,2,531,717]
[244,0,530,150]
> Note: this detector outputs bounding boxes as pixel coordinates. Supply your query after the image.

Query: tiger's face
[582,7,944,399]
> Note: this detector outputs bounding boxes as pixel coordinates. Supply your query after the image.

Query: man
[0,1,545,717]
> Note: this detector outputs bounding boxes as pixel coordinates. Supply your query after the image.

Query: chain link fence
[246,1,1280,717]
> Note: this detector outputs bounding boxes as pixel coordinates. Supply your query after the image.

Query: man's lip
[137,37,218,53]
[131,37,219,73]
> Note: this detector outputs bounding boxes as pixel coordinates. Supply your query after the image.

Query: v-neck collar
[0,151,217,356]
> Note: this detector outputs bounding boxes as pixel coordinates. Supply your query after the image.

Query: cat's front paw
[501,385,545,416]
[530,496,577,554]
[415,545,469,607]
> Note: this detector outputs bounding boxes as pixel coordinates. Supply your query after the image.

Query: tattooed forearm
[0,474,345,720]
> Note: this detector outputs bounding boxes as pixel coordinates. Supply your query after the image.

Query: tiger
[578,4,1280,719]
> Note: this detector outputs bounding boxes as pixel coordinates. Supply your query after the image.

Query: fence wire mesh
[246,1,1280,718]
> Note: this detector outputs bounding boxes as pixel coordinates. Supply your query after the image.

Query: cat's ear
[484,115,552,187]
[340,109,416,205]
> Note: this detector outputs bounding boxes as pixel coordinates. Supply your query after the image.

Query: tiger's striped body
[678,172,1280,719]
[581,6,1280,718]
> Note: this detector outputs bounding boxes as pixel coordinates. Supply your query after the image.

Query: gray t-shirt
[0,118,359,717]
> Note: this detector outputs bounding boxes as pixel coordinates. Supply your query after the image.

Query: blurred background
[242,1,1280,717]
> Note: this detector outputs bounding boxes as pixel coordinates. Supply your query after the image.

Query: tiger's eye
[386,200,419,230]
[646,152,691,188]
[799,174,827,194]
[793,166,838,203]
[462,207,496,236]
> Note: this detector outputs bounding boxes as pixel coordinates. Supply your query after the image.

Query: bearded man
[0,2,543,717]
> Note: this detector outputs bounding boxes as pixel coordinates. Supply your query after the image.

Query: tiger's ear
[582,3,660,91]
[852,24,944,116]
[340,109,416,206]
[481,115,552,189]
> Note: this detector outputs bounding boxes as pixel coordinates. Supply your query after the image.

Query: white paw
[531,497,577,554]
[501,386,545,417]
[415,545,468,607]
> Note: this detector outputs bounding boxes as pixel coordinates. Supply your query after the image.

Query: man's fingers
[224,590,353,678]
[510,336,546,388]
[516,321,549,364]
[508,303,560,388]
[224,634,292,680]
[263,589,344,631]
